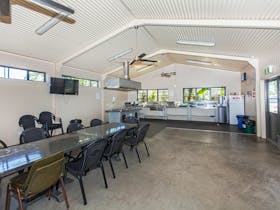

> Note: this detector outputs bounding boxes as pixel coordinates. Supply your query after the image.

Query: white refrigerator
[228,95,245,125]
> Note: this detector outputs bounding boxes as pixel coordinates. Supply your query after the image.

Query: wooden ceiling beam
[11,0,75,24]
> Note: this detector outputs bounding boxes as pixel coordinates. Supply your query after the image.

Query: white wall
[0,51,54,145]
[241,65,256,119]
[128,63,241,102]
[0,52,106,146]
[55,66,103,128]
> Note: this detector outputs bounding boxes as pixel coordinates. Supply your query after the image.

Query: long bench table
[0,122,135,209]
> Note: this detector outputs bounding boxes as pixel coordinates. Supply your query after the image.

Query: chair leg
[122,152,128,168]
[143,141,150,157]
[15,187,24,210]
[135,147,141,163]
[108,158,116,179]
[100,162,108,188]
[78,176,87,205]
[5,184,11,210]
[59,177,70,209]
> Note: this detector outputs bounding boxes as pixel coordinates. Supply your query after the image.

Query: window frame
[0,65,46,82]
[183,86,226,103]
[267,79,278,114]
[62,75,100,88]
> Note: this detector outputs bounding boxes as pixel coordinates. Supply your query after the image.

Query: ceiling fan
[130,26,158,66]
[161,72,176,78]
[0,0,75,34]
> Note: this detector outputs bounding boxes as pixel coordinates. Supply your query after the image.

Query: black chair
[65,140,108,205]
[70,119,82,124]
[20,128,47,144]
[0,139,7,149]
[123,116,139,124]
[124,123,150,163]
[18,115,39,130]
[90,119,102,127]
[103,129,128,179]
[67,122,85,133]
[123,116,139,136]
[38,111,64,136]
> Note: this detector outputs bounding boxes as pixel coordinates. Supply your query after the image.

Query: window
[62,75,99,88]
[158,89,169,102]
[148,89,158,102]
[268,80,278,113]
[137,89,169,102]
[137,90,148,103]
[29,71,45,82]
[0,66,5,78]
[9,68,27,80]
[183,88,196,102]
[0,65,45,82]
[183,87,226,103]
[211,87,225,101]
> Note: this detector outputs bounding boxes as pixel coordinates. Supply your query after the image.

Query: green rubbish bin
[243,120,256,134]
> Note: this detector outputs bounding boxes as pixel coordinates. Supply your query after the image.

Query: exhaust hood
[104,61,141,91]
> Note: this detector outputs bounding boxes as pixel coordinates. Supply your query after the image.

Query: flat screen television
[50,77,79,95]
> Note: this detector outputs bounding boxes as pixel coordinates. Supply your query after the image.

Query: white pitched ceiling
[0,0,133,62]
[144,26,280,57]
[110,53,251,78]
[120,0,280,20]
[1,0,280,74]
[64,27,158,73]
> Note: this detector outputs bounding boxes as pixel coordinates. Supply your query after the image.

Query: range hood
[104,61,141,91]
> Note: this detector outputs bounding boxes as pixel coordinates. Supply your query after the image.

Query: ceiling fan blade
[12,0,75,24]
[140,59,158,63]
[138,53,146,59]
[0,0,11,24]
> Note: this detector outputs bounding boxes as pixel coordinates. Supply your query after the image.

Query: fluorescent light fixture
[186,60,212,66]
[136,65,154,72]
[108,48,133,62]
[177,40,215,47]
[36,13,65,35]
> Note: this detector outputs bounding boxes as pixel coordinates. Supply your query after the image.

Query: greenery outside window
[148,89,158,102]
[0,65,45,82]
[62,75,100,88]
[183,87,226,103]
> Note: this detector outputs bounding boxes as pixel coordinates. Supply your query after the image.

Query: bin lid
[236,115,249,118]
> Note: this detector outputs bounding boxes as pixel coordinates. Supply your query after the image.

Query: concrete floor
[3,127,280,210]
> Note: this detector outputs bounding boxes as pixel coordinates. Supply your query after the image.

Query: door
[266,79,280,143]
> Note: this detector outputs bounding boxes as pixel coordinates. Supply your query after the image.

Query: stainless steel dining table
[0,122,135,209]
